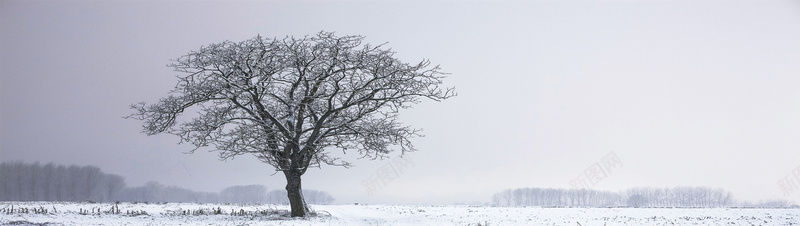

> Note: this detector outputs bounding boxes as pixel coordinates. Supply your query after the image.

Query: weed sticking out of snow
[4,220,56,226]
[1,202,799,225]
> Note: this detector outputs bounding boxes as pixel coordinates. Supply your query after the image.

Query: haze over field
[2,0,799,205]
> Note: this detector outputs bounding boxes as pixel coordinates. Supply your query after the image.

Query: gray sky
[2,0,799,205]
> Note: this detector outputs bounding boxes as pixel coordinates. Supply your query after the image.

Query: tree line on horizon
[0,161,333,204]
[492,187,794,208]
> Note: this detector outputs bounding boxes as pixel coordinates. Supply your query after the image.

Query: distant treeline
[123,182,334,204]
[0,161,334,204]
[0,161,124,202]
[492,187,794,208]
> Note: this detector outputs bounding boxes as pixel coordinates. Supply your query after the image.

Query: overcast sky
[2,0,799,205]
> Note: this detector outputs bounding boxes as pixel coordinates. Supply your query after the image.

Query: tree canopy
[129,31,454,216]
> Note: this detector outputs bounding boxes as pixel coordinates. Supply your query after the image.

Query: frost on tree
[128,31,454,217]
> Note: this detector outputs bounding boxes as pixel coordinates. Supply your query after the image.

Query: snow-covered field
[1,202,798,225]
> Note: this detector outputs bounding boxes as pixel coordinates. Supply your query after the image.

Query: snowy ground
[1,202,798,225]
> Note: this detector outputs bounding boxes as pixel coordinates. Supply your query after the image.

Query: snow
[1,202,798,225]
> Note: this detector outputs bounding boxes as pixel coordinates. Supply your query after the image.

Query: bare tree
[129,31,454,217]
[303,189,335,205]
[105,174,126,202]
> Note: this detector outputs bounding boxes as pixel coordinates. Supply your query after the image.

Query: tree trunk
[284,170,309,217]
